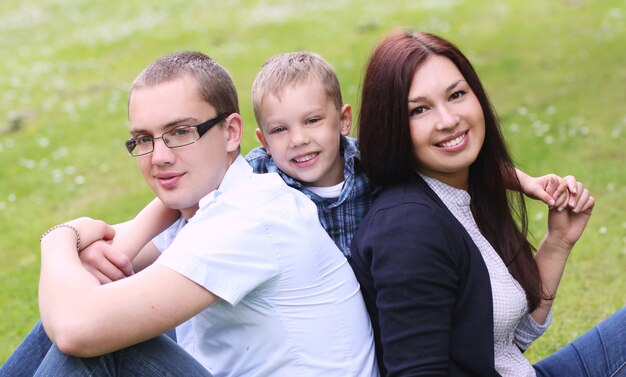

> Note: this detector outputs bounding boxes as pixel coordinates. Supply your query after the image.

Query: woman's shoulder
[369,174,441,213]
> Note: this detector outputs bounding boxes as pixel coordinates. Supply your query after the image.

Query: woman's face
[407,55,485,189]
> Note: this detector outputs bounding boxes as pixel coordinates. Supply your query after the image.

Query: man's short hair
[252,51,342,126]
[131,51,239,115]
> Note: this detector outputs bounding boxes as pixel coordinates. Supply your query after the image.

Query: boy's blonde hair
[252,51,343,127]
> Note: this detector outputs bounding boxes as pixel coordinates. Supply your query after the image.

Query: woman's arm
[353,203,463,376]
[531,180,594,324]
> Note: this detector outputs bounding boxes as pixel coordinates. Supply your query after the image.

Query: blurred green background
[1,0,624,364]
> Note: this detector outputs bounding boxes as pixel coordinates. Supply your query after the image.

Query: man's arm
[39,217,217,357]
[79,198,180,283]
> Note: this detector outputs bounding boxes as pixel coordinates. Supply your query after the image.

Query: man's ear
[224,114,243,153]
[255,128,271,156]
[339,104,352,136]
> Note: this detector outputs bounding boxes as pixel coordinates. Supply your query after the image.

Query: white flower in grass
[52,169,63,183]
[64,166,76,175]
[580,127,590,136]
[74,175,85,185]
[52,147,68,160]
[38,137,50,147]
[0,202,6,211]
[599,226,608,234]
[7,194,16,202]
[99,164,110,173]
[607,183,615,192]
[544,135,554,144]
[518,106,528,116]
[39,159,49,169]
[509,123,519,133]
[20,159,36,169]
[611,128,621,139]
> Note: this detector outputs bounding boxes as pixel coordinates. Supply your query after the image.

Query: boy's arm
[79,198,180,283]
[39,217,218,357]
[111,197,180,261]
[514,168,580,209]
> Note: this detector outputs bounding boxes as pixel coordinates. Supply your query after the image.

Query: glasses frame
[125,113,230,157]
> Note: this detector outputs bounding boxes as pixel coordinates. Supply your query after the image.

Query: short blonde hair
[252,52,342,127]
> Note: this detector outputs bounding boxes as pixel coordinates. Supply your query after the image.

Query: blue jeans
[32,335,210,377]
[2,308,625,376]
[534,306,626,377]
[0,321,187,377]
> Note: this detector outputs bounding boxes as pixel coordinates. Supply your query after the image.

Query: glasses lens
[164,127,200,148]
[125,138,137,155]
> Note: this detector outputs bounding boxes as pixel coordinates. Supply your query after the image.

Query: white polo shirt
[155,156,378,377]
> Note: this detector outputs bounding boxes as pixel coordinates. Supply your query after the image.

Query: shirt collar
[198,155,252,210]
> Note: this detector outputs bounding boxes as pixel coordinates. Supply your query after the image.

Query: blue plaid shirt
[245,136,376,257]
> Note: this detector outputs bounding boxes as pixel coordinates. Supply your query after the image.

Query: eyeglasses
[125,113,229,157]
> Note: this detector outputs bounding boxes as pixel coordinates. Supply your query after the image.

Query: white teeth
[439,134,465,148]
[294,153,317,163]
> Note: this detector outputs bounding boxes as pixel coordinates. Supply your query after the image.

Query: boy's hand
[79,240,134,284]
[518,173,569,208]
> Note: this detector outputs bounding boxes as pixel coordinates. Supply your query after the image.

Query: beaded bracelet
[40,224,81,252]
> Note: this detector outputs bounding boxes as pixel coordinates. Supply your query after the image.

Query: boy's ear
[224,114,243,153]
[339,104,352,136]
[255,128,271,155]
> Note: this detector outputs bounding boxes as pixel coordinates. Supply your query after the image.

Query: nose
[289,126,310,148]
[435,105,460,131]
[150,137,175,165]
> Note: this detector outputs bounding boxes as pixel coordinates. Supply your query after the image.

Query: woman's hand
[546,179,595,252]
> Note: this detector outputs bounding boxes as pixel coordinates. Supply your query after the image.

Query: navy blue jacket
[350,173,499,376]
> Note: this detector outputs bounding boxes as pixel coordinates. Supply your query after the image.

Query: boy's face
[128,74,242,219]
[256,81,351,187]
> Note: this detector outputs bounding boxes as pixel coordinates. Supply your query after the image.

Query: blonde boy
[246,52,374,257]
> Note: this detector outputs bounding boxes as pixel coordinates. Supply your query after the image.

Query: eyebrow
[408,79,465,103]
[129,117,198,135]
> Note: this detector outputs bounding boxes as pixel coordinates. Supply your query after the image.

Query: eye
[449,90,467,101]
[409,106,428,116]
[170,127,192,137]
[305,117,321,125]
[269,126,286,135]
[135,135,153,145]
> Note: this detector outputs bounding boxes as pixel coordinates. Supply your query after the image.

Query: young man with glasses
[1,51,378,377]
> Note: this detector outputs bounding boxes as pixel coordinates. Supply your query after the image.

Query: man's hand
[63,217,133,284]
[80,240,134,284]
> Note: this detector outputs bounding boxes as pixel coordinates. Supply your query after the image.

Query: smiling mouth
[292,152,319,163]
[437,132,467,148]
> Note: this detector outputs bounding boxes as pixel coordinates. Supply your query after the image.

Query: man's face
[128,74,240,219]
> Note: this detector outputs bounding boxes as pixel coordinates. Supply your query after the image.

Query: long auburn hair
[358,30,542,311]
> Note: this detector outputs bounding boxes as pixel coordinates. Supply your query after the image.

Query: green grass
[1,0,624,364]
